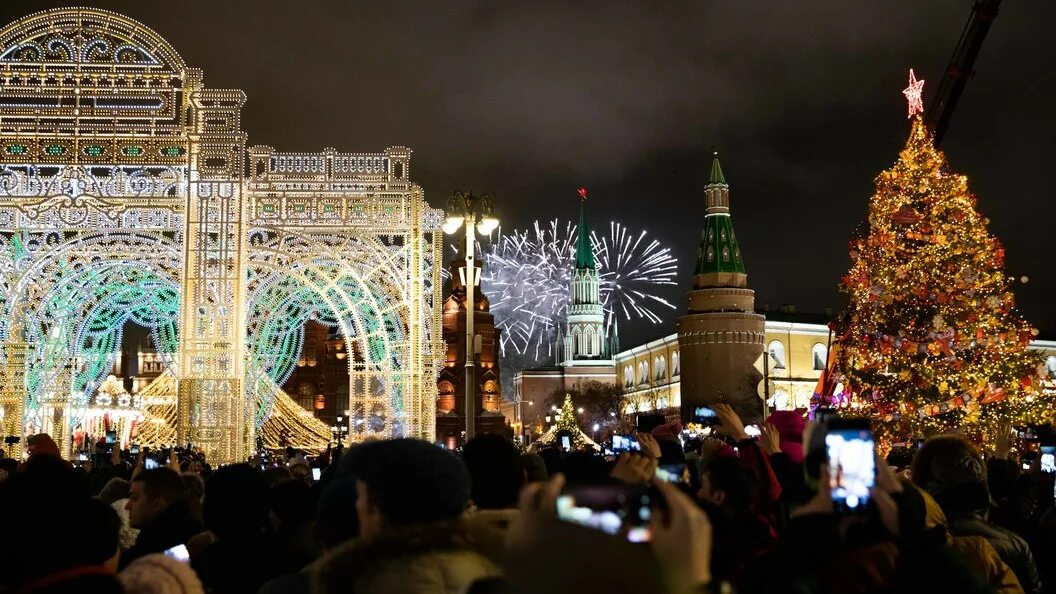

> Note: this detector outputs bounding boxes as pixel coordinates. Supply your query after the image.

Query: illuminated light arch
[0,8,186,72]
[244,227,416,438]
[0,7,443,461]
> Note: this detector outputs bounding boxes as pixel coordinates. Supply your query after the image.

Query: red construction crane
[924,0,1002,147]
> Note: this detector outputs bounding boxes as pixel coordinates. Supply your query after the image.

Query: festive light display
[902,69,926,118]
[831,72,1048,443]
[553,394,587,449]
[0,8,443,461]
[457,219,677,376]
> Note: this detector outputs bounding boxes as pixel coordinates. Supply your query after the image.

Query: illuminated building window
[767,341,786,370]
[812,343,828,371]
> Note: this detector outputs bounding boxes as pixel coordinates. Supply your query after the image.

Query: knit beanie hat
[118,554,204,594]
[341,438,470,526]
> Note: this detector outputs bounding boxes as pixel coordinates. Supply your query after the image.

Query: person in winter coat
[915,483,1023,594]
[913,434,1042,594]
[313,439,500,594]
[122,468,202,568]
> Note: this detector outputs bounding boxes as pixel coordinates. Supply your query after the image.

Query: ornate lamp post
[331,414,348,448]
[443,191,499,442]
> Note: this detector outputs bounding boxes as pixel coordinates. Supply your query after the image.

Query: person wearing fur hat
[119,553,205,594]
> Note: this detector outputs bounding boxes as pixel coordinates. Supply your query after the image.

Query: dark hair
[269,479,317,526]
[0,457,17,476]
[462,434,524,509]
[83,498,121,565]
[315,477,360,549]
[912,435,989,517]
[203,463,269,539]
[559,451,609,484]
[342,438,470,526]
[885,446,914,470]
[181,472,205,499]
[132,468,184,505]
[520,453,548,483]
[263,466,294,487]
[704,457,757,510]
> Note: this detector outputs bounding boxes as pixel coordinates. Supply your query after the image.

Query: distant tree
[545,381,627,439]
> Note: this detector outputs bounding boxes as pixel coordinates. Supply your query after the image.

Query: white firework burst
[449,219,678,375]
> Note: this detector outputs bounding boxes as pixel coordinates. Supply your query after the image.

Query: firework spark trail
[449,219,678,377]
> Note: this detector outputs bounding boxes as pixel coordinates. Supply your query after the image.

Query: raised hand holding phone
[610,453,657,486]
[712,403,749,441]
[759,422,782,456]
[636,433,661,459]
[650,481,713,591]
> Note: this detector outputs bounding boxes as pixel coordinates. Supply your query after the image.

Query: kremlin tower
[676,153,766,424]
[558,189,612,365]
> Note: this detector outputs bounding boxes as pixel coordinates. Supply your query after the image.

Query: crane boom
[924,0,1002,147]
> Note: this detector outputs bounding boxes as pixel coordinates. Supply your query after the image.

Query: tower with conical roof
[676,152,766,423]
[560,188,610,365]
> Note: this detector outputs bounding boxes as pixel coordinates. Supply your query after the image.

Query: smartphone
[77,452,88,461]
[813,407,837,424]
[560,435,571,452]
[163,544,190,563]
[105,431,117,445]
[130,445,140,455]
[825,418,876,513]
[610,434,641,454]
[145,457,160,470]
[556,484,658,543]
[691,406,721,427]
[1041,446,1056,474]
[655,463,688,485]
[311,467,322,481]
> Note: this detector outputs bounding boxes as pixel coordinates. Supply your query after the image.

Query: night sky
[3,1,1054,347]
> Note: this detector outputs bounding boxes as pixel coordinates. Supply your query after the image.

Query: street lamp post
[443,191,499,443]
[332,414,348,448]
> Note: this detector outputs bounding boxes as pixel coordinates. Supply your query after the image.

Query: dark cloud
[2,1,1053,345]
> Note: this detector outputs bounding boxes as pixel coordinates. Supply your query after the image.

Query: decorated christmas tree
[554,394,586,449]
[832,70,1047,444]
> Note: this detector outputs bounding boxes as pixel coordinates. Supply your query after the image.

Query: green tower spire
[694,152,745,278]
[575,188,595,270]
[709,152,726,185]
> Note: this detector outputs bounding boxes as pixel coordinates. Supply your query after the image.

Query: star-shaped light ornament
[902,68,925,118]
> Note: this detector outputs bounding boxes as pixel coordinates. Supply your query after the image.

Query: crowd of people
[1,404,1054,594]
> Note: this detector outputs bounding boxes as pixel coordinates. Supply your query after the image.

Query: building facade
[436,259,506,445]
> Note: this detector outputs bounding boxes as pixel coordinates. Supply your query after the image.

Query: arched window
[768,340,786,370]
[672,351,680,376]
[812,343,828,371]
[624,365,634,388]
[655,356,666,381]
[639,361,649,384]
[1047,356,1056,379]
